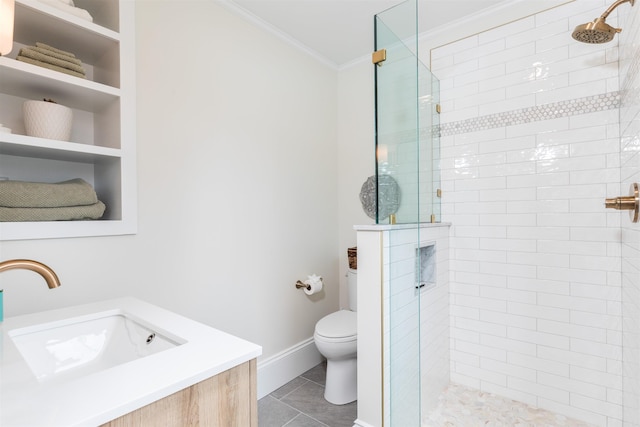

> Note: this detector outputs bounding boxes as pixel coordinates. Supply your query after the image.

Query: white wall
[0,0,339,373]
[433,1,623,425]
[337,60,376,307]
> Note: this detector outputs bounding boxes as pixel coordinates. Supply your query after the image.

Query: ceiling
[225,0,510,66]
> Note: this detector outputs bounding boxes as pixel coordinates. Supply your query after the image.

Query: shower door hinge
[436,104,441,114]
[430,214,436,223]
[437,189,442,198]
[372,49,386,66]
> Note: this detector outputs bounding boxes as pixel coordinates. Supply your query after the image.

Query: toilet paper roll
[303,274,323,295]
[304,279,322,295]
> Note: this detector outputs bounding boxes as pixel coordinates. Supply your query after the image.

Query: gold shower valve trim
[372,49,386,66]
[605,183,639,223]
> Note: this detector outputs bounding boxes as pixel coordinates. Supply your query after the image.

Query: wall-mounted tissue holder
[295,274,323,296]
[295,280,310,290]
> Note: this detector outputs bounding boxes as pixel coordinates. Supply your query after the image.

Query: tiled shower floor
[424,383,597,427]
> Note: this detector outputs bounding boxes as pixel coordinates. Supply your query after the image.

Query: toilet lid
[315,310,357,339]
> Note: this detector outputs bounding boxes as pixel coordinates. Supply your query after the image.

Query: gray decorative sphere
[359,175,400,221]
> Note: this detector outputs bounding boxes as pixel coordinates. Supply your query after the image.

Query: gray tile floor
[258,362,358,427]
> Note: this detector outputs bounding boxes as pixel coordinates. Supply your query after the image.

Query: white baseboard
[353,419,376,427]
[257,337,324,399]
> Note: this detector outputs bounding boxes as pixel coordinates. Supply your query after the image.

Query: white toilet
[313,268,357,405]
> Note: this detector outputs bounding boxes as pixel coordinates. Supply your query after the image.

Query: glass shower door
[375,1,442,425]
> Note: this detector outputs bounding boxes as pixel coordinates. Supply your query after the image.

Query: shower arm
[600,0,635,20]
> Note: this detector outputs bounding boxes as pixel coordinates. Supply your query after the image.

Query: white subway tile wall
[431,1,631,425]
[381,225,450,427]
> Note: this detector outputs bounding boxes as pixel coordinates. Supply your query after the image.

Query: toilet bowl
[313,268,358,405]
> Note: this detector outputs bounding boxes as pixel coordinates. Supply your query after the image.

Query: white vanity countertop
[0,297,262,426]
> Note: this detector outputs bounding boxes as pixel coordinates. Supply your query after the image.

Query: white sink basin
[9,309,186,382]
[2,297,261,427]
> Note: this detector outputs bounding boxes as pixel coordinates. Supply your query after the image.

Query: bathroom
[1,0,639,426]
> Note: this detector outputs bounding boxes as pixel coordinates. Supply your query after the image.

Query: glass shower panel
[619,3,640,423]
[374,4,440,225]
[375,2,421,426]
[376,0,442,425]
[418,64,441,224]
[374,1,420,225]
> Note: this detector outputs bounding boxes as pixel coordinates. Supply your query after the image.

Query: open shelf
[0,0,136,241]
[0,133,121,163]
[14,0,120,61]
[0,57,120,111]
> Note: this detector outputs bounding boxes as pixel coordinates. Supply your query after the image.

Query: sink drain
[146,333,156,344]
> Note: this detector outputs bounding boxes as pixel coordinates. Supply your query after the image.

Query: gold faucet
[0,259,61,289]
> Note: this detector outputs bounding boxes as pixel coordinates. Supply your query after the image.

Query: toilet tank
[348,268,357,311]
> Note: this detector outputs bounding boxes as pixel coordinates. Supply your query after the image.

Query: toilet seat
[315,310,357,342]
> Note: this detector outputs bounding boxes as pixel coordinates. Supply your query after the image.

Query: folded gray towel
[0,178,98,208]
[0,202,106,222]
[35,42,77,58]
[16,55,86,79]
[19,47,85,75]
[30,46,83,66]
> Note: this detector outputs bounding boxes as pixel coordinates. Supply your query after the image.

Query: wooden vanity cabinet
[101,360,257,427]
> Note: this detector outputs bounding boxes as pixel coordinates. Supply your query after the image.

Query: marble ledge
[354,222,451,231]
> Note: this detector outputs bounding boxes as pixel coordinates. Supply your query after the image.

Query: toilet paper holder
[295,280,311,291]
[295,275,323,292]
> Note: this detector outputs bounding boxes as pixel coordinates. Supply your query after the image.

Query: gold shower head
[572,17,620,43]
[572,0,635,44]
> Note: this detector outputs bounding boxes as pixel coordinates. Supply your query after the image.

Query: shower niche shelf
[416,242,436,293]
[0,0,136,241]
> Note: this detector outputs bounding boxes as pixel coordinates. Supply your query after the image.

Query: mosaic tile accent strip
[424,383,597,427]
[439,92,621,137]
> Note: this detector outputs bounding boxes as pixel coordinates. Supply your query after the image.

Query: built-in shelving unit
[0,0,136,241]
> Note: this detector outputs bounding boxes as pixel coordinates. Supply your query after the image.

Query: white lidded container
[23,100,73,141]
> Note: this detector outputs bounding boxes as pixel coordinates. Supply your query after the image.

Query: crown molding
[215,0,340,70]
[216,0,574,71]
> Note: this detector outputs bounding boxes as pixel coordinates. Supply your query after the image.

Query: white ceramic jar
[23,100,73,141]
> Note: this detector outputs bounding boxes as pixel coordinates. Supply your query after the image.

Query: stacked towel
[17,42,86,79]
[0,179,106,222]
[37,0,93,22]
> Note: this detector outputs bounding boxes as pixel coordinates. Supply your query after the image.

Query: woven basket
[347,247,357,270]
